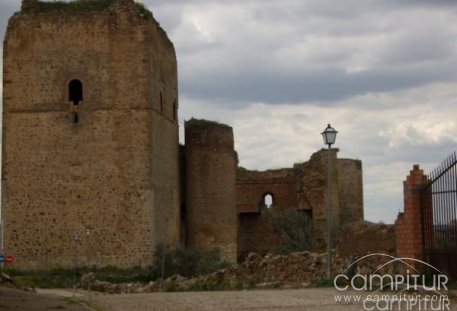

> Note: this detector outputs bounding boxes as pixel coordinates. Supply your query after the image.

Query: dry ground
[1,287,456,311]
[0,287,87,311]
[91,288,456,311]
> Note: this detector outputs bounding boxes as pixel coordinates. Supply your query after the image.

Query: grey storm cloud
[150,0,457,106]
[0,0,456,224]
[180,60,457,106]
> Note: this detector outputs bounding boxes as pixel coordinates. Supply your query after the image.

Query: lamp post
[85,227,91,267]
[73,233,80,296]
[321,124,338,280]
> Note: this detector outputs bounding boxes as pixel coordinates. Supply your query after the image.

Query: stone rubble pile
[78,273,146,294]
[78,250,399,294]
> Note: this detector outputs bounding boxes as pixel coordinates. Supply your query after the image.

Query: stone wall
[337,159,364,224]
[184,119,238,262]
[236,149,364,257]
[295,149,345,249]
[2,0,180,268]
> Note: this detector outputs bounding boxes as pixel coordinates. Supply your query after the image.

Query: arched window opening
[264,193,274,208]
[69,79,83,105]
[68,79,83,124]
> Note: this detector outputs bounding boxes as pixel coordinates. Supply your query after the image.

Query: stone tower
[184,119,238,262]
[2,0,180,268]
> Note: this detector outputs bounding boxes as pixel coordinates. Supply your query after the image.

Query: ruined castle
[2,0,363,269]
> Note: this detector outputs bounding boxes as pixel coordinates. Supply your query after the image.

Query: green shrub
[151,244,230,279]
[267,209,315,254]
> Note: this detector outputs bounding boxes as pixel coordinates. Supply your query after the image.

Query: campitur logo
[333,253,451,311]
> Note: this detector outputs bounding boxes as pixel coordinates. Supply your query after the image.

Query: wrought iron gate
[421,152,457,278]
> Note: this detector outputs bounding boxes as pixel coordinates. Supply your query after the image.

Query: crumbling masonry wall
[237,149,364,256]
[337,159,364,224]
[2,0,180,268]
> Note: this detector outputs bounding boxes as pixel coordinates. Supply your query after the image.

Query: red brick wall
[395,165,428,263]
[236,171,297,258]
[236,175,296,213]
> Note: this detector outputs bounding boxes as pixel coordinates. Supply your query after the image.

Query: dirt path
[90,288,457,311]
[2,287,455,311]
[0,287,88,311]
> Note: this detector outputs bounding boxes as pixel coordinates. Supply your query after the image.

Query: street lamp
[85,228,91,267]
[321,124,338,280]
[73,233,80,296]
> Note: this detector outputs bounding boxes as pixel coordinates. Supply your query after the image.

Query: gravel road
[2,287,455,311]
[91,288,456,311]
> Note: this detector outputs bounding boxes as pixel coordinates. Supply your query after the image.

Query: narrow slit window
[173,100,177,121]
[160,91,164,113]
[69,79,82,124]
[69,79,83,105]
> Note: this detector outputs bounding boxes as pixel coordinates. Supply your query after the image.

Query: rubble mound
[78,249,399,294]
[78,251,347,293]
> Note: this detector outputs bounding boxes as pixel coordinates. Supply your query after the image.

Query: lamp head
[321,124,338,146]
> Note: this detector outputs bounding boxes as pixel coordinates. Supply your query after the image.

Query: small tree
[267,209,315,254]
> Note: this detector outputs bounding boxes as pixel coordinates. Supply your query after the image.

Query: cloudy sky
[1,0,457,223]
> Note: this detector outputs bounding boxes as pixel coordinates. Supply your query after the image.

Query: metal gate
[421,152,457,278]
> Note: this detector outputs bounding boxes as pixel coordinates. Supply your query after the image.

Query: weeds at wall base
[5,266,153,289]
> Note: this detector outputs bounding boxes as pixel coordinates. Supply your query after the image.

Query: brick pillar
[395,165,428,262]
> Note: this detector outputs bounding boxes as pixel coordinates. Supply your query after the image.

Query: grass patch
[7,266,152,289]
[31,0,154,20]
[6,246,230,290]
[315,278,333,287]
[135,3,153,20]
[187,278,229,292]
[93,266,152,284]
[186,118,227,128]
[61,298,80,305]
[36,0,115,13]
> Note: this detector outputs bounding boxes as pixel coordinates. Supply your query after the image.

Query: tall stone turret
[184,119,238,262]
[2,0,180,268]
